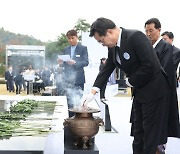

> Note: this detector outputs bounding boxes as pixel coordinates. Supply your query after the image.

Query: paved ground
[95,97,180,154]
[0,84,27,96]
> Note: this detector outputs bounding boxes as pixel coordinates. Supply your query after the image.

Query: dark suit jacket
[62,42,89,85]
[155,39,175,87]
[172,45,180,72]
[5,70,15,91]
[5,71,8,81]
[5,70,15,81]
[154,39,180,137]
[93,28,169,103]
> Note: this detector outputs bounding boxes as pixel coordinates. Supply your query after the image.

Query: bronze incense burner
[63,107,104,149]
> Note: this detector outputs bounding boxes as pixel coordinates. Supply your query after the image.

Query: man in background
[161,31,180,87]
[145,17,180,154]
[5,66,15,92]
[57,29,89,117]
[14,67,23,95]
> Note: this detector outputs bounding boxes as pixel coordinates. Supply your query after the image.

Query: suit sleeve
[173,46,180,71]
[128,31,157,88]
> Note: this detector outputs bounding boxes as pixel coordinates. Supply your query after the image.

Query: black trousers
[5,81,9,90]
[132,95,169,154]
[7,80,14,92]
[15,82,22,94]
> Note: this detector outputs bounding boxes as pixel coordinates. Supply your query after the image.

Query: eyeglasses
[96,30,108,45]
[98,37,104,44]
[98,36,105,44]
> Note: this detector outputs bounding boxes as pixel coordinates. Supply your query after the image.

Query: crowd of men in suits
[4,65,54,95]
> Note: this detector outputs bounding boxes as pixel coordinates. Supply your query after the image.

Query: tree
[56,33,69,51]
[44,33,69,65]
[45,41,61,60]
[74,18,91,41]
[54,19,90,52]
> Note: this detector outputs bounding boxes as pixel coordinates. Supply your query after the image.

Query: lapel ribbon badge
[123,52,130,60]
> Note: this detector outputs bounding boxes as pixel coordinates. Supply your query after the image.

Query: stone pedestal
[64,127,99,154]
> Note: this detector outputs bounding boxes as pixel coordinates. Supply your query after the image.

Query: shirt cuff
[126,78,133,87]
[92,87,100,93]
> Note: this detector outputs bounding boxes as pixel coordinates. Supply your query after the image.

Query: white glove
[83,93,95,107]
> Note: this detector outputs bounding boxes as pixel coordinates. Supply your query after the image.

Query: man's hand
[57,59,63,65]
[83,93,95,107]
[66,59,76,65]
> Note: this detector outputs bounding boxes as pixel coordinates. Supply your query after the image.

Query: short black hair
[89,17,116,37]
[100,57,106,61]
[161,31,174,39]
[66,29,77,37]
[144,18,161,29]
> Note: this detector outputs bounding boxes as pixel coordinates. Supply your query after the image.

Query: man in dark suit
[5,66,15,92]
[57,29,89,116]
[145,18,180,153]
[83,17,180,154]
[161,31,180,87]
[5,70,9,91]
[14,67,23,95]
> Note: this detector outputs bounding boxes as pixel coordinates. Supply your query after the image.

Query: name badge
[76,55,80,57]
